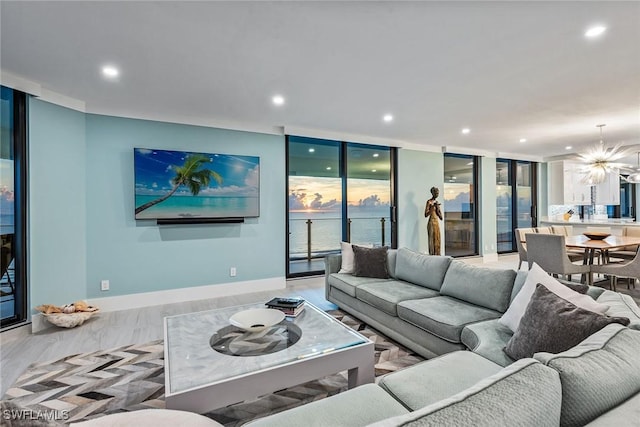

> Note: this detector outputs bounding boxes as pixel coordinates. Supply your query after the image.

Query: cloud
[244,165,259,187]
[289,190,306,210]
[309,193,339,210]
[152,182,158,188]
[137,148,153,155]
[357,194,384,207]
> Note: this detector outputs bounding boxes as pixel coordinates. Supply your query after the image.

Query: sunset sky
[289,176,390,211]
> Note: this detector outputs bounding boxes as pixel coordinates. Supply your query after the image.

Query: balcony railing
[289,216,391,261]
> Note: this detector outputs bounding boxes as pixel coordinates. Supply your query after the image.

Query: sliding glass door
[443,154,478,257]
[1,86,27,327]
[346,144,392,246]
[287,136,342,276]
[286,136,396,277]
[496,158,536,253]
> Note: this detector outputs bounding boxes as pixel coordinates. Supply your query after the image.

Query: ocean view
[135,195,259,219]
[289,207,391,257]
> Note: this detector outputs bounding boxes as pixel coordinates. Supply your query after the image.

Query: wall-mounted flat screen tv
[134,148,260,220]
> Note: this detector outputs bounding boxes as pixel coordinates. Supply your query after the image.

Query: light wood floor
[0,276,331,396]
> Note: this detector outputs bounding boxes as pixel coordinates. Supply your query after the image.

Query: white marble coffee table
[163,301,374,413]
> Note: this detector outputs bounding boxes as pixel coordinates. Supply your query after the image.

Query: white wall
[397,149,444,253]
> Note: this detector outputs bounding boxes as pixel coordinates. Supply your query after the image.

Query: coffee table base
[165,341,375,413]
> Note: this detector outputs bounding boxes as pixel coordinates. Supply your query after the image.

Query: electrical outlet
[101,280,110,291]
[230,267,237,277]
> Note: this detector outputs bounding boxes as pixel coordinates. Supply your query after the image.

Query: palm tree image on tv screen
[134,148,260,220]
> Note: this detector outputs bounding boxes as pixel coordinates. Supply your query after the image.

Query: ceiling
[1,1,639,160]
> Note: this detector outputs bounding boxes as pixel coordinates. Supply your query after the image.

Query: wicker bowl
[43,310,99,328]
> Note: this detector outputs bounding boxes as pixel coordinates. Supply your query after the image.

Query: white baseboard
[31,277,286,333]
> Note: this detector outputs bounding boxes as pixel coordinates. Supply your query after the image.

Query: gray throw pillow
[504,284,630,360]
[352,245,389,279]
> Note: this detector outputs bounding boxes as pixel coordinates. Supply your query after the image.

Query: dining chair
[514,227,536,270]
[590,247,640,291]
[609,226,640,261]
[526,233,591,284]
[550,225,583,263]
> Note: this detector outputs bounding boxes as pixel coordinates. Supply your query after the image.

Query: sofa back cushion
[440,261,516,312]
[534,324,640,427]
[394,247,451,291]
[387,249,397,279]
[596,290,640,330]
[369,359,561,427]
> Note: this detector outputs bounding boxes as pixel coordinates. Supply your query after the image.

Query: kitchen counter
[539,218,638,235]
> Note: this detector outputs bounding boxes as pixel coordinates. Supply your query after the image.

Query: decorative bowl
[583,232,611,240]
[229,308,285,332]
[43,310,99,328]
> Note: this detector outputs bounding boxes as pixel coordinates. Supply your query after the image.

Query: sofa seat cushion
[369,359,562,427]
[534,324,640,427]
[397,296,501,343]
[584,393,640,426]
[461,319,515,367]
[596,289,640,330]
[246,383,409,427]
[327,273,393,298]
[378,351,503,411]
[394,248,452,290]
[356,281,439,316]
[440,261,516,313]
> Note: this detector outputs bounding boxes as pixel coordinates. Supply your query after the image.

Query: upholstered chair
[525,233,591,284]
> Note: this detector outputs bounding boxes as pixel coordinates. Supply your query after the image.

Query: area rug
[3,310,424,426]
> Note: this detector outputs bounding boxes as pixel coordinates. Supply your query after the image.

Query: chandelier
[576,124,632,185]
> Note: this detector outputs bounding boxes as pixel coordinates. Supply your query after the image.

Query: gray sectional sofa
[247,247,640,426]
[72,247,640,426]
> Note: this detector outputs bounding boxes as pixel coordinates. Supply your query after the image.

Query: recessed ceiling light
[519,138,527,143]
[373,153,379,158]
[371,169,377,172]
[585,25,606,38]
[565,146,573,150]
[383,114,393,123]
[102,65,119,78]
[308,148,315,153]
[272,95,285,106]
[326,166,331,170]
[461,128,470,135]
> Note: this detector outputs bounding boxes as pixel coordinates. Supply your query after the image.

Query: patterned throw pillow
[352,245,389,279]
[504,284,630,360]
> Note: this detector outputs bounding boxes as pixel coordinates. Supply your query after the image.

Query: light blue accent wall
[397,149,444,252]
[84,114,285,298]
[29,99,87,308]
[480,157,497,255]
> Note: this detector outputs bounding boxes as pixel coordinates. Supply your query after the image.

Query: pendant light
[576,124,632,185]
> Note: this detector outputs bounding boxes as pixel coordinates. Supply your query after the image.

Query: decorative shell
[62,304,76,314]
[43,310,99,328]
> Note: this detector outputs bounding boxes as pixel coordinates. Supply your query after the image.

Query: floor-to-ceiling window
[286,136,396,277]
[346,144,392,246]
[1,86,27,327]
[496,158,536,253]
[443,154,478,257]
